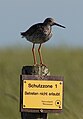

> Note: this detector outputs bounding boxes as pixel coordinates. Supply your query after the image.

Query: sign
[20,75,64,113]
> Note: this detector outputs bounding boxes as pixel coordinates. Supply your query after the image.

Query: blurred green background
[0,47,83,119]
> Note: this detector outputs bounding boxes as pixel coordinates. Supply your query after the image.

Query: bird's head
[44,18,66,28]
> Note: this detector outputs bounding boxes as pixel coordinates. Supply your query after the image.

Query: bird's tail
[20,32,25,38]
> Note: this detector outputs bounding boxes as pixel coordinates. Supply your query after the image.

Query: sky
[0,0,83,48]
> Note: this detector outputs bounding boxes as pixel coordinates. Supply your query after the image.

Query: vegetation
[0,47,83,119]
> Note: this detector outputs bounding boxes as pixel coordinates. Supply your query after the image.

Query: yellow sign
[23,80,63,110]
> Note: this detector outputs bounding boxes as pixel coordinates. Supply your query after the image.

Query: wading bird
[21,18,65,66]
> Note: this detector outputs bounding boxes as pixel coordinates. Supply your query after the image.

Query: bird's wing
[21,23,43,37]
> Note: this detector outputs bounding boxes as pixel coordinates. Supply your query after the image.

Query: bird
[21,18,65,66]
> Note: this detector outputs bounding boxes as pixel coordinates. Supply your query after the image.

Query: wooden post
[21,65,50,119]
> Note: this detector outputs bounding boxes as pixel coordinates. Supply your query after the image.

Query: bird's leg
[38,44,44,66]
[32,44,37,65]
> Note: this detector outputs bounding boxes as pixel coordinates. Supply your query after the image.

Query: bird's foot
[33,63,39,66]
[40,63,47,68]
[33,63,47,68]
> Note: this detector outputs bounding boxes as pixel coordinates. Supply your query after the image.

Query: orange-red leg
[32,44,37,65]
[38,44,44,65]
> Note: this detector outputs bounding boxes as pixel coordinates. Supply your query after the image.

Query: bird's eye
[48,19,52,22]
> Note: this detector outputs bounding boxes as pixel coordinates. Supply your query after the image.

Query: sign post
[20,65,64,119]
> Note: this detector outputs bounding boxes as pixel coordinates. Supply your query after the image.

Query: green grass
[0,47,83,119]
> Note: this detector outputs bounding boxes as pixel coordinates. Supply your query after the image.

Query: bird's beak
[54,22,66,28]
